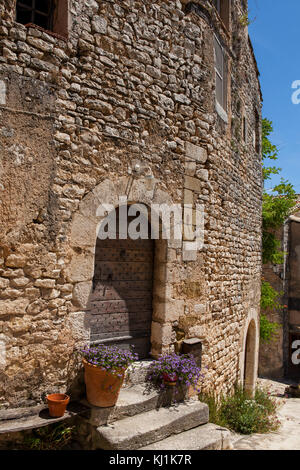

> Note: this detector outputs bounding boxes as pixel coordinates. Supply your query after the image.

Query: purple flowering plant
[146,353,205,392]
[81,344,138,377]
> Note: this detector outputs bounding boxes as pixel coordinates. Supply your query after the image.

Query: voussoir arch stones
[66,176,174,284]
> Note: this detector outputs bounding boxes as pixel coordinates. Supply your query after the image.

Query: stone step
[140,423,233,450]
[123,360,152,386]
[82,384,166,426]
[0,402,89,434]
[94,399,209,450]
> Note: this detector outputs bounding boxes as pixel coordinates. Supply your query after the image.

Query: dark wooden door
[88,210,154,359]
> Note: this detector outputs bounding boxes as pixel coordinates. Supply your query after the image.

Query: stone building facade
[0,0,262,409]
[259,199,300,379]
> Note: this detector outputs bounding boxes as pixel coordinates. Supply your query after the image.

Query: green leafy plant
[199,386,280,435]
[239,9,255,27]
[260,281,282,342]
[239,12,250,27]
[262,119,297,264]
[260,314,280,343]
[260,119,297,341]
[23,423,75,450]
[261,280,282,311]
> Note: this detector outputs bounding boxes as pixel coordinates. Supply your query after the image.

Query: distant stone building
[259,198,300,380]
[0,0,262,410]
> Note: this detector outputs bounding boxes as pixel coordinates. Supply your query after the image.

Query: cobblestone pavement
[232,378,300,450]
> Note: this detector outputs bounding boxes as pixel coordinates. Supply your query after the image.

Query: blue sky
[248,0,300,193]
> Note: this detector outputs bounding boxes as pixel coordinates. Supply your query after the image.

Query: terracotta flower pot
[47,393,70,418]
[83,359,125,407]
[163,372,178,387]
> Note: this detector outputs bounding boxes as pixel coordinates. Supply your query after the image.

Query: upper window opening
[16,0,54,31]
[16,0,69,38]
[254,109,260,154]
[213,0,221,14]
[213,0,230,30]
[214,35,228,116]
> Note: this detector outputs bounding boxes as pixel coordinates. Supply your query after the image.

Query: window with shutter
[213,0,221,15]
[214,35,228,114]
[254,109,260,154]
[213,0,230,30]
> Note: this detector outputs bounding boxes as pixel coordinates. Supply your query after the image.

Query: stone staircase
[77,362,232,450]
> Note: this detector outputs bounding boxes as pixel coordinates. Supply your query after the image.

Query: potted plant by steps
[162,372,178,387]
[81,344,138,407]
[46,393,70,418]
[147,353,205,397]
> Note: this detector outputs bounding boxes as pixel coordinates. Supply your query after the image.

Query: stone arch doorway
[88,205,154,359]
[67,176,176,359]
[243,319,257,395]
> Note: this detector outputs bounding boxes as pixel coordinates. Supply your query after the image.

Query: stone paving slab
[94,400,209,450]
[140,423,232,450]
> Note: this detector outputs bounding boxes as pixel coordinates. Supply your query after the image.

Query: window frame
[213,0,230,31]
[214,35,228,121]
[15,0,69,39]
[16,0,54,31]
[254,109,261,154]
[213,0,221,15]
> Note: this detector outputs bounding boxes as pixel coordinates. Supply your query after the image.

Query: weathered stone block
[5,255,26,268]
[0,298,29,316]
[151,322,173,346]
[70,213,97,248]
[10,277,29,288]
[92,16,108,34]
[34,279,56,289]
[185,160,196,176]
[196,169,209,181]
[184,176,202,192]
[73,281,93,309]
[185,143,208,163]
[183,189,193,205]
[0,279,9,289]
[64,252,95,283]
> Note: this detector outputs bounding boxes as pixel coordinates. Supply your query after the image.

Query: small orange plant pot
[46,393,70,418]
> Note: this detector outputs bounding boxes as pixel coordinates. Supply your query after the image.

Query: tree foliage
[260,281,281,343]
[260,119,297,342]
[262,118,297,264]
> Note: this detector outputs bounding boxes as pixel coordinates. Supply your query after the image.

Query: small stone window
[213,0,230,30]
[214,35,228,120]
[254,109,261,154]
[16,0,54,30]
[16,0,69,37]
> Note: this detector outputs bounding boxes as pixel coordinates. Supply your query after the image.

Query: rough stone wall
[0,0,262,409]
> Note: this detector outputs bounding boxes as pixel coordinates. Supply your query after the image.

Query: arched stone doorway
[88,205,154,359]
[243,319,257,396]
[67,176,178,359]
